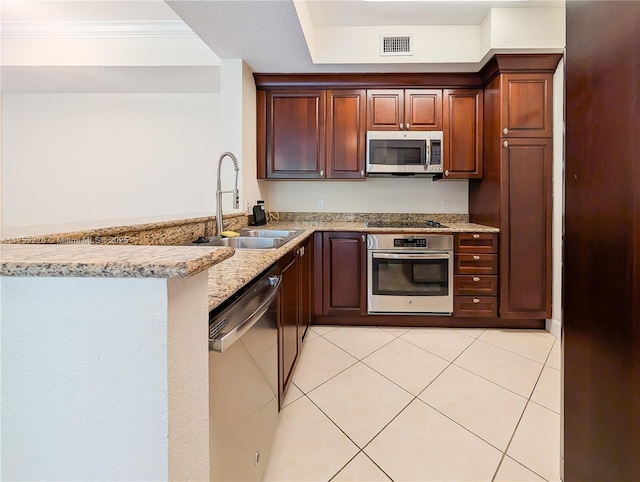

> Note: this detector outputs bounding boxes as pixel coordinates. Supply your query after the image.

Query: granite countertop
[206,221,499,311]
[0,244,235,278]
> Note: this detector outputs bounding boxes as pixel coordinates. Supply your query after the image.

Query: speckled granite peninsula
[0,244,234,278]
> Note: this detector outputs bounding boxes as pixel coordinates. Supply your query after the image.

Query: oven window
[369,140,425,165]
[372,256,449,296]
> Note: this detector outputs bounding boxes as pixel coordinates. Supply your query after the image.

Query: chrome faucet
[216,151,239,236]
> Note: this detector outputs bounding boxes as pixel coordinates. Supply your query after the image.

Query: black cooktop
[365,220,448,229]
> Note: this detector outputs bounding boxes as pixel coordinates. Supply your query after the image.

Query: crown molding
[1,20,197,39]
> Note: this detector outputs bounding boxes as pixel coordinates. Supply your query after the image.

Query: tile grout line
[494,344,558,482]
[304,326,556,481]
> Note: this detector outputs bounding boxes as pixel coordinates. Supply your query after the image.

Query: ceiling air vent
[380,34,414,56]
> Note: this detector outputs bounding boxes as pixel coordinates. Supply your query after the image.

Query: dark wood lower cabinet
[278,250,299,408]
[321,232,367,316]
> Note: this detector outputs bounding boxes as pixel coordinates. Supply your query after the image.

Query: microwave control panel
[430,140,442,166]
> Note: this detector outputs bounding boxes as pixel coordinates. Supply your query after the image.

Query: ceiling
[166,0,565,73]
[0,0,565,91]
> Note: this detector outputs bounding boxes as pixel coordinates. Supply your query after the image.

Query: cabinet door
[500,138,552,318]
[267,91,325,179]
[405,89,442,130]
[326,90,366,179]
[443,89,483,179]
[501,74,553,138]
[278,251,299,404]
[322,232,367,315]
[367,90,404,130]
[299,237,313,342]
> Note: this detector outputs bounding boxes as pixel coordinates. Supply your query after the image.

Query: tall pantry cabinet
[470,55,562,320]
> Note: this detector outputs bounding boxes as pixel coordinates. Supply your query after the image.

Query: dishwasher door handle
[209,275,282,353]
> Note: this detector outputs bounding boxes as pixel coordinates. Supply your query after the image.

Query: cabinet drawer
[454,275,498,296]
[454,296,498,317]
[455,233,498,254]
[455,254,498,275]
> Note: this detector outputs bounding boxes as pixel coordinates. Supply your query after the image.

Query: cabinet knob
[362,234,366,242]
[473,298,480,304]
[473,277,480,282]
[406,123,410,130]
[445,170,449,177]
[399,122,404,130]
[299,246,305,257]
[361,170,365,177]
[320,170,324,177]
[503,128,509,135]
[503,140,509,148]
[473,233,480,239]
[473,255,480,260]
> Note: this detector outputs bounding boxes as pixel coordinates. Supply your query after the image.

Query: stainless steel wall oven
[367,234,453,315]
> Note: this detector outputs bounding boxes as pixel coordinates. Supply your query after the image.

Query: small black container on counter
[252,200,267,226]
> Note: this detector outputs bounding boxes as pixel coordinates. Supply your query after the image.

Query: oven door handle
[371,252,450,260]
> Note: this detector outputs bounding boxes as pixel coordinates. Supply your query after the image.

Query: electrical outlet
[317,199,324,210]
[442,200,450,212]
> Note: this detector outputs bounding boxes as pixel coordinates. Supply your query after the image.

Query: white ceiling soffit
[0,66,221,93]
[0,0,221,92]
[167,0,565,73]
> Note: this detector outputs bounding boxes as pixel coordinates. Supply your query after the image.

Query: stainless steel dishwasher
[208,264,281,482]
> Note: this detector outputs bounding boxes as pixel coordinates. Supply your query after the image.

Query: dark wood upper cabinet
[443,89,483,179]
[367,89,442,131]
[326,90,366,179]
[366,89,403,130]
[501,73,552,138]
[322,232,367,316]
[405,90,442,130]
[259,89,366,180]
[266,90,325,179]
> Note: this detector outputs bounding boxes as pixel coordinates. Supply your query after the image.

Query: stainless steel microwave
[366,130,443,176]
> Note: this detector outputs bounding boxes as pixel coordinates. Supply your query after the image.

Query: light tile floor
[264,326,562,482]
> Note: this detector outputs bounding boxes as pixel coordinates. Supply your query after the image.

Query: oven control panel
[394,238,427,248]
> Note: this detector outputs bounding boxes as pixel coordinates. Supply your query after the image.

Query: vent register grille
[380,34,413,56]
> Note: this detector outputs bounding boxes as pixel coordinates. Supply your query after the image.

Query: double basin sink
[184,229,305,249]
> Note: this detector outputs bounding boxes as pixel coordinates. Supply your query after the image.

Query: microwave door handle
[372,253,450,260]
[426,142,430,167]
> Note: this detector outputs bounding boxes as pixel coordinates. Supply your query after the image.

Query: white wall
[1,276,169,480]
[219,59,267,215]
[0,271,210,481]
[1,93,221,228]
[266,178,468,214]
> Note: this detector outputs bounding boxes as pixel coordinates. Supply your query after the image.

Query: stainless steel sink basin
[182,228,304,249]
[189,236,284,249]
[238,229,304,239]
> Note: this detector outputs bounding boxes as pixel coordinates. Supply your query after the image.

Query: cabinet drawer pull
[320,170,324,176]
[473,234,480,239]
[503,127,509,135]
[473,255,480,260]
[473,298,480,304]
[406,123,410,130]
[473,277,480,282]
[503,140,509,148]
[400,122,404,130]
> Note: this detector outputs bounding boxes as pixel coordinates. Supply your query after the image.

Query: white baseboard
[546,318,562,339]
